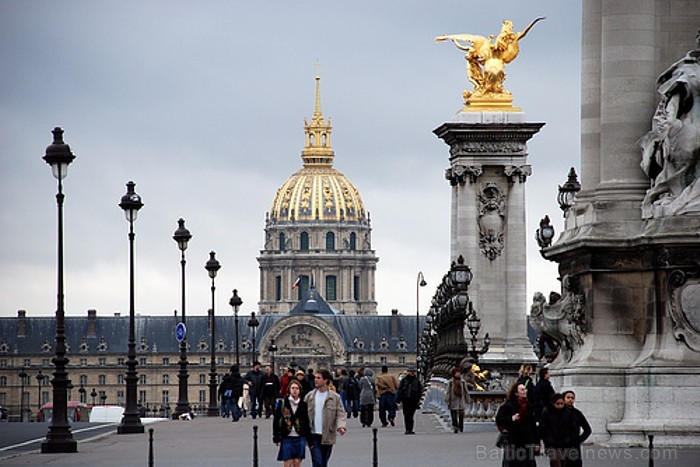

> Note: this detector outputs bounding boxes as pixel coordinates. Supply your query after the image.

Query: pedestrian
[304,369,347,467]
[539,393,580,467]
[280,367,294,398]
[359,367,376,428]
[336,368,348,413]
[342,370,360,418]
[295,369,311,398]
[218,369,233,418]
[246,361,265,419]
[395,366,422,435]
[563,390,592,467]
[445,367,470,433]
[228,364,246,422]
[376,365,398,427]
[306,368,315,390]
[273,379,311,467]
[495,382,540,467]
[533,367,555,423]
[262,365,281,418]
[515,364,535,403]
[240,382,251,418]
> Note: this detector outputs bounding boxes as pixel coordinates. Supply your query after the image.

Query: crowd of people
[216,361,591,467]
[497,364,592,467]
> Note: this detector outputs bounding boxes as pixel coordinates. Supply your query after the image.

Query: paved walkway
[1,410,698,466]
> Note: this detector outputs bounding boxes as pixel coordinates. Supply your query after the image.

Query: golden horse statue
[436,17,545,110]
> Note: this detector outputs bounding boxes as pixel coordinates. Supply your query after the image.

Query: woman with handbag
[495,382,540,467]
[273,379,311,466]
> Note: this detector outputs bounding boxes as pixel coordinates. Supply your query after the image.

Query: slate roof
[0,311,425,357]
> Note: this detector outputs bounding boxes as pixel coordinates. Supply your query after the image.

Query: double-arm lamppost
[41,127,77,453]
[117,181,145,434]
[229,290,243,366]
[248,312,260,365]
[205,251,221,417]
[173,218,192,419]
[90,388,97,406]
[416,271,427,368]
[78,384,86,404]
[18,368,27,422]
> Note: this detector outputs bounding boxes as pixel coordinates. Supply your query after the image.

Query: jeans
[402,401,418,433]
[378,392,396,425]
[222,397,231,417]
[310,434,333,467]
[230,398,241,421]
[250,393,263,418]
[450,409,464,432]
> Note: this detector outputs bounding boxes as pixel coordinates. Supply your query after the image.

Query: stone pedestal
[434,111,543,369]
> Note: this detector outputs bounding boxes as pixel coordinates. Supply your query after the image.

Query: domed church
[258,75,378,315]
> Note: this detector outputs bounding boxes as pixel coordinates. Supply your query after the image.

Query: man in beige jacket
[305,369,347,467]
[376,365,399,427]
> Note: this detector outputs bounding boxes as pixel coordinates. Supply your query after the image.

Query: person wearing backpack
[342,370,359,418]
[359,368,376,428]
[396,366,422,435]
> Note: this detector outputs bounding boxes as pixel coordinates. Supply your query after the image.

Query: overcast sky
[0,0,581,320]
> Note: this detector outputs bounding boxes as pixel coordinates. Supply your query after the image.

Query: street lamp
[535,215,555,249]
[205,251,221,417]
[248,312,260,365]
[268,338,278,373]
[416,271,427,369]
[78,384,86,404]
[18,368,27,422]
[557,167,581,213]
[229,289,243,366]
[41,127,77,453]
[466,303,490,363]
[90,388,97,406]
[36,370,47,413]
[117,181,145,434]
[173,218,192,419]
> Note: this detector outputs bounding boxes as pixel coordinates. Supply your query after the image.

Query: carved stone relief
[477,183,506,260]
[669,269,700,352]
[503,164,532,183]
[445,164,482,186]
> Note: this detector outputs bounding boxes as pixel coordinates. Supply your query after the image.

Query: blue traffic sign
[176,322,186,342]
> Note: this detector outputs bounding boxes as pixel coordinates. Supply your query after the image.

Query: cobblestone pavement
[1,410,698,466]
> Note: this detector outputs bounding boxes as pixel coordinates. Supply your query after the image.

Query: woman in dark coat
[495,382,540,467]
[539,393,580,467]
[273,379,311,467]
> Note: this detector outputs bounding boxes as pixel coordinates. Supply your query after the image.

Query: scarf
[452,378,462,398]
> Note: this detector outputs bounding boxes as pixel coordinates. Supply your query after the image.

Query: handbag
[495,430,508,448]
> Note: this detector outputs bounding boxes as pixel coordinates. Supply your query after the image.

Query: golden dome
[270,76,367,223]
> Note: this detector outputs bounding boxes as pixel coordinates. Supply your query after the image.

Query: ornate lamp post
[557,167,581,213]
[18,368,27,422]
[173,218,192,419]
[466,303,491,363]
[41,127,77,453]
[416,272,427,370]
[36,370,47,413]
[268,338,278,373]
[90,388,97,406]
[248,312,260,365]
[205,251,221,417]
[535,215,555,249]
[117,181,145,434]
[229,290,243,366]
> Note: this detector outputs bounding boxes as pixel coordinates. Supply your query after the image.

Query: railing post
[648,434,654,467]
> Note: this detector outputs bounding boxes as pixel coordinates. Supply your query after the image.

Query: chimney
[87,309,97,337]
[390,309,399,339]
[17,310,26,337]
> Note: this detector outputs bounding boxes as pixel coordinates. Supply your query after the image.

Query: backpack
[344,376,359,398]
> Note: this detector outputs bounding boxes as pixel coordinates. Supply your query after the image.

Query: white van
[89,405,125,423]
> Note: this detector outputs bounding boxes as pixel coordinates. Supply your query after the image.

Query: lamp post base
[117,414,144,434]
[41,438,78,454]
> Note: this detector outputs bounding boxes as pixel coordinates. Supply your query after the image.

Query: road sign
[176,322,186,342]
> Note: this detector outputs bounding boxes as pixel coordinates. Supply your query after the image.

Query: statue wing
[436,33,491,58]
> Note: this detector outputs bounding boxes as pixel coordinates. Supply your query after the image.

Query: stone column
[435,112,543,367]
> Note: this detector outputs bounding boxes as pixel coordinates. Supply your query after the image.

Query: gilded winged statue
[436,17,545,102]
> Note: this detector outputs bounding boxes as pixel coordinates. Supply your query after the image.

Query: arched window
[349,232,356,251]
[326,275,337,301]
[279,232,286,251]
[300,232,309,251]
[326,232,335,251]
[321,133,327,146]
